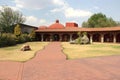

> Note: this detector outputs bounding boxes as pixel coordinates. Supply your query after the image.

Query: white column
[101,34,104,43]
[70,34,73,41]
[49,34,52,42]
[59,34,62,41]
[90,34,93,44]
[113,33,116,43]
[41,34,44,42]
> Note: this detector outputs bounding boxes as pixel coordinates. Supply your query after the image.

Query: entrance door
[53,34,60,41]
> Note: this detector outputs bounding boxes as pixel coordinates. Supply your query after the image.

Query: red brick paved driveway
[0,42,120,80]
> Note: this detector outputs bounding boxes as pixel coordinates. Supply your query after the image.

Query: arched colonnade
[36,32,120,43]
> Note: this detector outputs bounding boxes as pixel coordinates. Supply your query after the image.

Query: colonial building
[35,20,120,43]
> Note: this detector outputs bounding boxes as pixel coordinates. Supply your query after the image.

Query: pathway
[0,42,120,80]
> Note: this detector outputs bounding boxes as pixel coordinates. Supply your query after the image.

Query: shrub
[73,32,90,45]
[0,33,7,47]
[81,35,89,44]
[16,35,26,43]
[75,37,81,44]
[16,34,31,44]
[0,33,31,47]
[22,34,31,42]
[16,35,26,44]
[0,33,16,47]
[75,32,82,44]
[7,34,16,46]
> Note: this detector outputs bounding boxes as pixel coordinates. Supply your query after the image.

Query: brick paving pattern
[0,42,120,80]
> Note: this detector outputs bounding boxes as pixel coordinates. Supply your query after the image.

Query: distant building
[35,20,120,43]
[19,23,38,34]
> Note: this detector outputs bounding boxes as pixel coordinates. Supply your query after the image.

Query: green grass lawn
[62,42,120,59]
[0,42,49,62]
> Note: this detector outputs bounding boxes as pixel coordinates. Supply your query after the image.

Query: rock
[21,45,31,51]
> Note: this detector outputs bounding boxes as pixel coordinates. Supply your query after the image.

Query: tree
[29,29,36,41]
[117,22,120,26]
[82,21,88,28]
[107,18,117,26]
[0,6,25,33]
[82,13,117,28]
[14,24,21,37]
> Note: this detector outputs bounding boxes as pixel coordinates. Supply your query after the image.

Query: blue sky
[0,0,120,27]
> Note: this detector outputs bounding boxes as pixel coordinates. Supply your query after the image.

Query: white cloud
[14,0,53,10]
[25,16,48,27]
[14,0,68,10]
[13,0,92,18]
[26,16,37,22]
[65,7,92,18]
[51,0,92,18]
[25,16,38,26]
[51,6,92,18]
[52,0,68,6]
[51,7,64,13]
[39,19,46,24]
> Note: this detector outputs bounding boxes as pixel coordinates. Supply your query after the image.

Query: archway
[62,34,70,41]
[36,33,41,41]
[104,33,113,42]
[53,34,60,41]
[72,34,78,40]
[116,33,120,43]
[43,34,50,41]
[93,33,101,42]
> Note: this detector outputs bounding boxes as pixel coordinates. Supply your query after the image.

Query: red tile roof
[48,20,64,29]
[48,23,64,29]
[36,26,120,32]
[38,26,47,29]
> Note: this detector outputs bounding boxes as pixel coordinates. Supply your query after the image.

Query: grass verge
[0,42,49,62]
[62,42,120,59]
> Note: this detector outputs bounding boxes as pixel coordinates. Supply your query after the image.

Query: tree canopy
[82,13,118,28]
[0,6,25,33]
